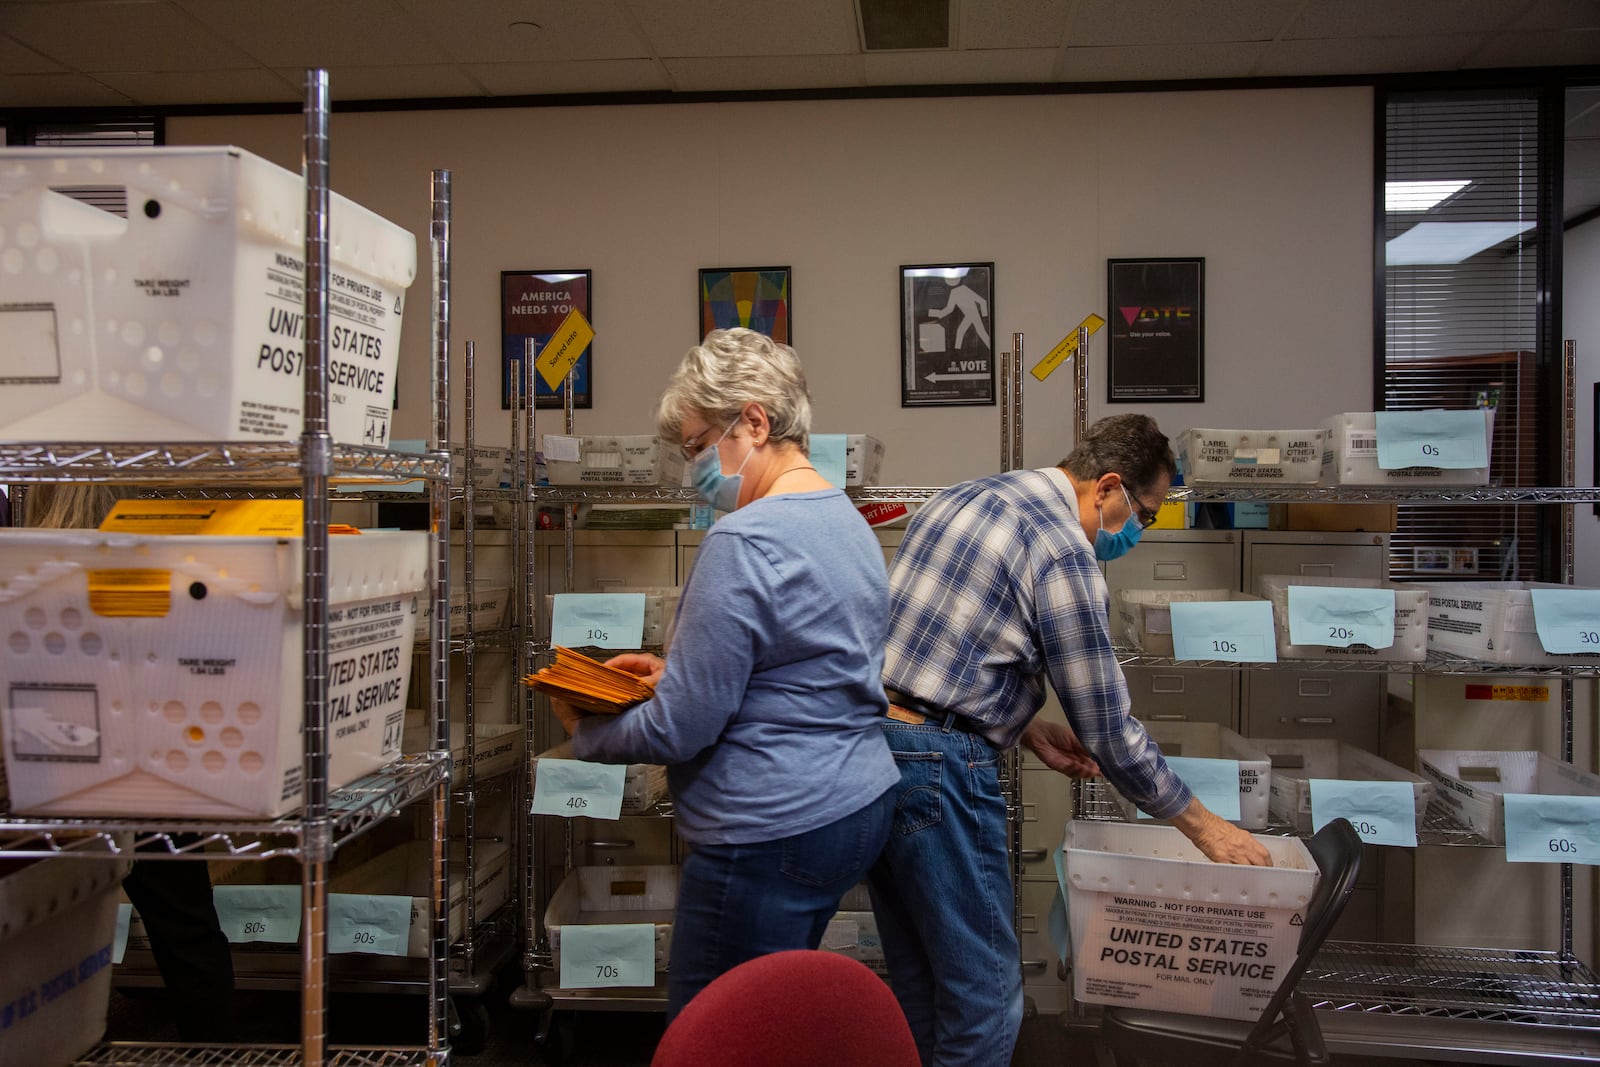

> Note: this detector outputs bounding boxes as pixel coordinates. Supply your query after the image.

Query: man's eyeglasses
[1123,485,1161,529]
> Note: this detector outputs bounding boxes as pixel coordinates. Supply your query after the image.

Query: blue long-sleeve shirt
[882,467,1193,820]
[572,488,899,845]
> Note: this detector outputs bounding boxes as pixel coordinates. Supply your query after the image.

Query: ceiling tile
[1065,0,1290,48]
[0,71,132,106]
[176,0,441,68]
[1464,28,1600,68]
[271,64,487,101]
[395,0,649,64]
[960,0,1070,49]
[624,0,858,58]
[0,30,67,74]
[1059,41,1267,82]
[465,58,669,97]
[863,48,1058,85]
[1518,0,1600,31]
[97,67,299,106]
[1257,35,1480,77]
[1285,0,1522,39]
[663,54,862,92]
[0,0,255,73]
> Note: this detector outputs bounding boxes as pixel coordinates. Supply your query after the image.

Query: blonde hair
[655,328,812,453]
[23,484,125,530]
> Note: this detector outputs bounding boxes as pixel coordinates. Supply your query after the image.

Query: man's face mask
[1094,484,1147,562]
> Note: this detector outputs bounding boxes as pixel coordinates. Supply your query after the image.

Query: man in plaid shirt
[868,414,1270,1066]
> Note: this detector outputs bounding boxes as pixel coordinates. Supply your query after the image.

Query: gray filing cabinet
[1240,531,1388,752]
[537,530,678,592]
[1102,530,1242,729]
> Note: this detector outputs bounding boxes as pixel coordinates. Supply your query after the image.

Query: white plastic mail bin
[402,711,522,789]
[0,855,129,1067]
[328,839,511,957]
[1321,411,1491,487]
[1112,722,1271,829]
[0,146,416,446]
[821,910,884,969]
[543,435,686,487]
[1255,739,1433,833]
[1062,822,1317,1021]
[843,434,886,487]
[1424,582,1600,665]
[1417,750,1600,845]
[0,529,427,818]
[1114,588,1239,657]
[1257,574,1428,662]
[544,865,678,976]
[1176,428,1325,485]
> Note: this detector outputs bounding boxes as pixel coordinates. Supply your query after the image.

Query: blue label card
[1048,883,1071,967]
[212,884,302,944]
[1138,757,1241,820]
[551,593,647,650]
[531,757,627,821]
[559,923,656,989]
[114,903,132,965]
[1528,589,1600,654]
[1287,586,1396,649]
[328,893,414,956]
[810,433,848,488]
[1309,779,1418,847]
[1170,600,1278,662]
[1503,794,1600,864]
[1374,410,1487,470]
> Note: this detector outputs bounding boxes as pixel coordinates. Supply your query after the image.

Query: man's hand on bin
[1171,797,1274,866]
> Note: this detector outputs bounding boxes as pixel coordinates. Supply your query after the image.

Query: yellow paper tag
[99,500,304,537]
[87,569,171,617]
[537,308,596,391]
[1031,313,1106,382]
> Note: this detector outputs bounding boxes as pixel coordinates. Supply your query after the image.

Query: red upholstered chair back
[650,950,919,1067]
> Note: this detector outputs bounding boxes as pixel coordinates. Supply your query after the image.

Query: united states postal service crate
[420,583,510,637]
[328,839,511,957]
[1321,411,1491,487]
[1112,722,1271,829]
[544,865,677,975]
[843,434,885,487]
[402,710,522,789]
[1114,588,1241,656]
[1257,574,1428,662]
[0,855,130,1067]
[1255,738,1432,834]
[1424,582,1600,664]
[450,446,513,492]
[0,529,426,818]
[822,910,884,970]
[542,435,686,487]
[1417,750,1600,845]
[534,742,668,815]
[0,146,416,446]
[1177,428,1325,486]
[1061,821,1316,1021]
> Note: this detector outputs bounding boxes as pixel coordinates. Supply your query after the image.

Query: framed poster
[1107,258,1204,402]
[502,270,592,410]
[699,266,791,343]
[900,262,995,407]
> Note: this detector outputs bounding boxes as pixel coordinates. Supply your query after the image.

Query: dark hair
[1060,414,1176,497]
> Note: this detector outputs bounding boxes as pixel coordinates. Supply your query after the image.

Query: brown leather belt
[884,689,983,735]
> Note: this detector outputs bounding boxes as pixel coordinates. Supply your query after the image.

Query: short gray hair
[656,328,812,452]
[1061,414,1176,497]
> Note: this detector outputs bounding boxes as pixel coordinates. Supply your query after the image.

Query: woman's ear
[742,402,770,446]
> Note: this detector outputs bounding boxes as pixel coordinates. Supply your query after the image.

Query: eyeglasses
[679,418,738,462]
[1123,485,1161,529]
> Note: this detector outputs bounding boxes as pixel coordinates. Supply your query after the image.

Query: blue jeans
[667,786,895,1019]
[868,721,1022,1066]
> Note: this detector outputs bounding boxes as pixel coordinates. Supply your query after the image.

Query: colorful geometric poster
[699,267,791,343]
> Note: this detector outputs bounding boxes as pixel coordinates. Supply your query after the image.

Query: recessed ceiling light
[1386,180,1470,212]
[1386,221,1536,265]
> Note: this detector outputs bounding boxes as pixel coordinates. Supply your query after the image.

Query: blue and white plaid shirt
[883,467,1193,820]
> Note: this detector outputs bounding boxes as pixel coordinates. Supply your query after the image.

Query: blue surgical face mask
[1094,485,1146,562]
[689,419,754,512]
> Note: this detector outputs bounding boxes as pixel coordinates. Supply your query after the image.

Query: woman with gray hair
[551,328,898,1017]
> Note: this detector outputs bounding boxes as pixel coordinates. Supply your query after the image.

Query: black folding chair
[1100,818,1363,1066]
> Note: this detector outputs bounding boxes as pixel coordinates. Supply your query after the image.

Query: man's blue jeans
[667,786,895,1019]
[868,721,1023,1066]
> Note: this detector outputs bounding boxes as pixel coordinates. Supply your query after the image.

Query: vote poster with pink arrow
[1107,258,1204,402]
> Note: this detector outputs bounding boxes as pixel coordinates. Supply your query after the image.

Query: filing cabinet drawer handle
[1151,714,1189,721]
[1020,848,1048,862]
[1021,959,1049,975]
[1294,716,1335,726]
[589,839,635,849]
[1153,562,1188,580]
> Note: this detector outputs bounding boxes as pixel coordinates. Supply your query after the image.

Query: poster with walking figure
[900,262,995,407]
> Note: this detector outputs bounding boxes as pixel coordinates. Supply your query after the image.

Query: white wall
[170,86,1373,485]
